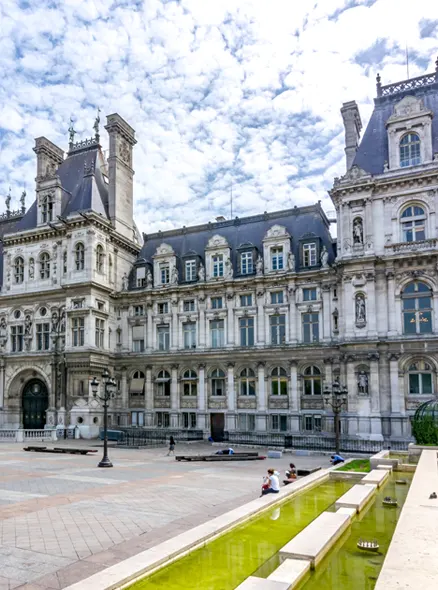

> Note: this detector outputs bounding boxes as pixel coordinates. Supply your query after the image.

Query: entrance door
[210,413,225,442]
[22,379,48,429]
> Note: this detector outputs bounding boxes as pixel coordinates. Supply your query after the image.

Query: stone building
[1,62,438,442]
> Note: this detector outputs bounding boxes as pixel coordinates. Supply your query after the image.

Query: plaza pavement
[0,441,327,589]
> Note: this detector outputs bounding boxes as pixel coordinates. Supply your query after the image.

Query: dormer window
[160,263,170,285]
[303,243,317,267]
[74,243,85,271]
[401,205,426,242]
[185,259,197,282]
[271,247,284,271]
[212,254,224,277]
[400,133,421,167]
[41,195,53,223]
[240,252,253,274]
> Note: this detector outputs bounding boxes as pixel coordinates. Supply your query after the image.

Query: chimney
[340,101,362,171]
[215,216,226,222]
[33,137,64,181]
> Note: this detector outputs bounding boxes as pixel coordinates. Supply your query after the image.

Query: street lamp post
[323,380,348,455]
[90,370,117,468]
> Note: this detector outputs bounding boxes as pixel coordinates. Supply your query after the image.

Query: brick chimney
[340,101,362,171]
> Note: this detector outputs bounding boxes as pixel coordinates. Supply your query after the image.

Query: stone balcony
[208,396,227,410]
[154,395,171,409]
[300,396,324,410]
[237,396,257,410]
[180,396,198,409]
[385,238,437,254]
[268,396,289,410]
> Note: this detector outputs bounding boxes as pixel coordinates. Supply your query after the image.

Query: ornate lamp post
[323,380,348,455]
[90,370,117,468]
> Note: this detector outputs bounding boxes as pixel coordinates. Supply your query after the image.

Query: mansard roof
[353,69,438,175]
[15,145,109,232]
[137,203,334,273]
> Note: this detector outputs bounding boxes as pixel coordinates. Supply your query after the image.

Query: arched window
[133,370,145,379]
[271,367,288,396]
[400,133,421,167]
[408,361,433,395]
[41,194,53,223]
[211,368,225,396]
[96,245,104,273]
[74,243,85,271]
[303,366,322,395]
[401,205,426,242]
[182,369,198,396]
[39,252,50,279]
[402,281,432,335]
[240,368,256,396]
[14,257,24,284]
[156,370,171,396]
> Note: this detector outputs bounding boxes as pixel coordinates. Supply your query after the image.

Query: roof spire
[93,108,101,143]
[68,117,76,151]
[376,73,382,97]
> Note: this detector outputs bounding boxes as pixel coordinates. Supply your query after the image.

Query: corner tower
[104,114,137,241]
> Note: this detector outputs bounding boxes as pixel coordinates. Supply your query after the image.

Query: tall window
[270,314,286,345]
[238,414,255,431]
[157,325,170,350]
[131,411,145,426]
[270,291,283,304]
[212,254,224,277]
[95,318,105,348]
[185,259,197,282]
[271,247,284,271]
[136,266,146,287]
[158,302,169,314]
[41,195,53,223]
[183,300,195,312]
[132,326,145,352]
[402,281,432,334]
[400,132,421,167]
[134,305,144,316]
[240,294,252,307]
[211,369,225,396]
[240,368,256,396]
[240,252,253,275]
[14,257,24,284]
[303,243,317,267]
[75,243,85,271]
[39,252,50,279]
[156,412,170,427]
[160,264,170,285]
[182,412,197,428]
[96,245,104,273]
[71,317,85,347]
[401,205,426,242]
[183,322,196,349]
[211,297,223,309]
[211,319,224,348]
[271,367,288,396]
[156,370,171,396]
[36,323,50,351]
[182,370,197,396]
[303,366,322,395]
[240,317,254,346]
[302,312,319,343]
[303,415,322,432]
[271,414,288,432]
[303,288,317,301]
[11,326,24,352]
[408,361,433,395]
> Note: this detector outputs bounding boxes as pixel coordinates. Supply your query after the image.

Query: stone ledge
[359,469,389,488]
[236,577,291,590]
[267,558,310,587]
[335,483,377,513]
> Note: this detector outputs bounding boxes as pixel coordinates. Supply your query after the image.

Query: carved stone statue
[122,273,129,291]
[198,262,205,282]
[29,258,35,279]
[357,371,369,394]
[287,251,295,272]
[171,266,178,284]
[256,255,263,276]
[5,189,11,212]
[355,294,366,324]
[146,269,153,288]
[353,218,363,245]
[320,246,329,268]
[225,257,233,278]
[25,314,32,336]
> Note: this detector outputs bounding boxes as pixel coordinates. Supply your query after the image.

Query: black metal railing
[117,428,204,447]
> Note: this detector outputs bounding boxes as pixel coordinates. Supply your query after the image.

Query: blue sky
[0,0,437,232]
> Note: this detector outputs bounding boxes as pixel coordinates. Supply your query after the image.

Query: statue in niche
[146,269,153,288]
[121,273,129,291]
[320,246,329,268]
[171,266,178,284]
[357,371,369,394]
[29,258,35,279]
[256,255,263,276]
[225,257,233,278]
[198,262,205,282]
[287,251,295,271]
[353,218,363,245]
[25,315,32,336]
[355,294,366,324]
[0,317,7,346]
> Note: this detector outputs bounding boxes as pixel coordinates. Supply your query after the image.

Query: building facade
[1,63,438,442]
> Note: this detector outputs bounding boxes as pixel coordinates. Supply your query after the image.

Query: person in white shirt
[261,468,280,496]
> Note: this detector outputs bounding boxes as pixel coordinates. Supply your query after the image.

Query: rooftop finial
[5,187,11,215]
[20,190,26,213]
[68,117,76,150]
[376,72,382,97]
[93,108,101,143]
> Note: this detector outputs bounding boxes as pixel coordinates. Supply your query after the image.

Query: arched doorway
[22,379,48,429]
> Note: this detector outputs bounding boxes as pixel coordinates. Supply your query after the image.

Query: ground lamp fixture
[91,369,118,468]
[323,380,348,455]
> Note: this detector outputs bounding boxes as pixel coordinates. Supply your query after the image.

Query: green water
[295,473,413,590]
[129,480,352,590]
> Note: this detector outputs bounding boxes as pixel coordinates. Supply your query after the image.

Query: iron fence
[117,428,204,447]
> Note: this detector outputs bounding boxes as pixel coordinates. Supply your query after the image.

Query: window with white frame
[303,288,317,301]
[183,299,195,312]
[96,245,104,273]
[36,322,50,351]
[271,247,284,271]
[185,259,197,282]
[182,370,198,396]
[210,319,224,348]
[131,411,144,426]
[39,252,50,279]
[14,257,24,284]
[156,370,171,396]
[238,414,255,431]
[95,318,105,348]
[400,132,421,167]
[155,411,170,427]
[158,302,169,314]
[270,314,286,345]
[271,367,288,395]
[11,325,24,352]
[303,366,322,395]
[183,322,196,349]
[402,281,432,335]
[240,368,256,396]
[240,294,252,307]
[71,317,85,347]
[132,326,145,352]
[75,243,85,271]
[303,243,317,267]
[401,205,426,242]
[211,369,225,396]
[212,254,224,277]
[157,325,170,350]
[270,291,283,304]
[239,317,254,346]
[408,360,433,395]
[41,194,53,223]
[160,263,170,285]
[271,414,288,432]
[134,305,144,316]
[211,296,223,309]
[302,312,319,343]
[240,251,253,275]
[136,266,146,287]
[182,412,197,428]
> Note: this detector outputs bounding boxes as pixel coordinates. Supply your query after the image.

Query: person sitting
[330,454,345,466]
[261,468,280,496]
[215,447,234,455]
[283,463,297,485]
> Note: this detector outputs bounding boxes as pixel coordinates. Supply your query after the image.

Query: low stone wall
[408,443,438,464]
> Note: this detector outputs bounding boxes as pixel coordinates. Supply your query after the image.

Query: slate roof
[133,203,335,287]
[15,144,109,232]
[353,74,438,175]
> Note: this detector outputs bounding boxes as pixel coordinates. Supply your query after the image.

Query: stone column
[376,271,388,337]
[366,273,377,337]
[256,290,265,344]
[145,365,154,426]
[389,354,402,414]
[345,356,357,435]
[289,361,299,433]
[227,363,235,412]
[227,295,234,346]
[0,358,5,408]
[199,300,206,347]
[256,362,266,432]
[386,271,397,336]
[368,352,382,439]
[198,364,207,431]
[170,364,179,427]
[120,366,128,413]
[322,285,331,341]
[343,276,354,338]
[288,286,297,344]
[171,301,178,350]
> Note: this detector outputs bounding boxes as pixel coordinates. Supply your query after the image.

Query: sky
[0,0,437,234]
